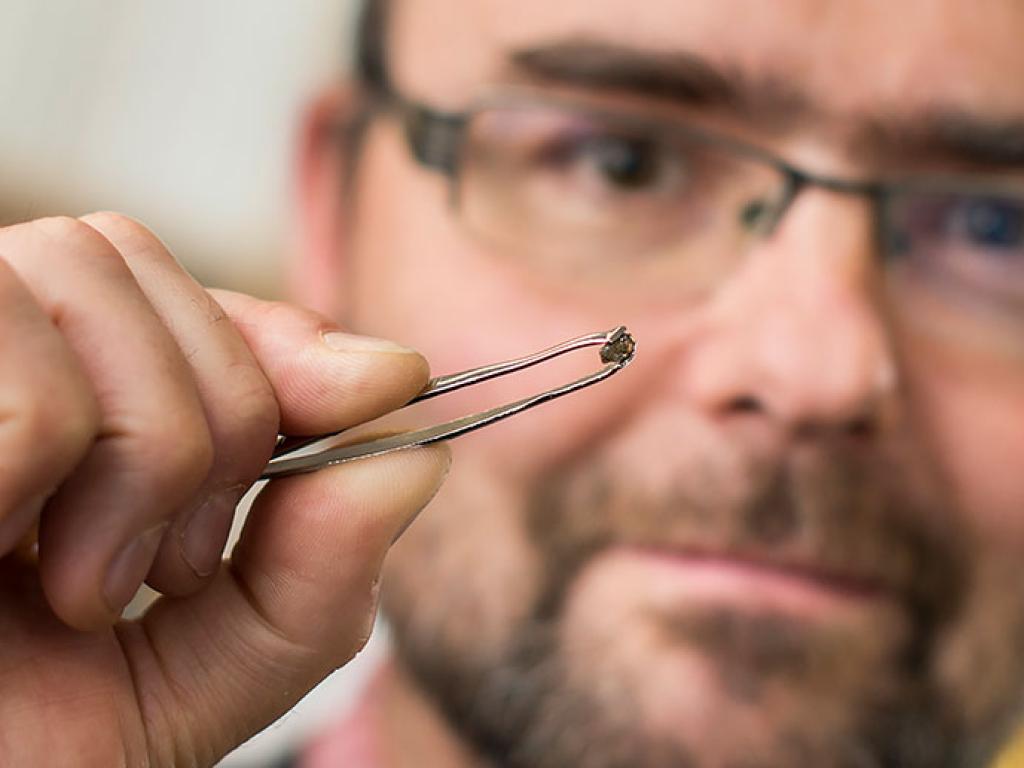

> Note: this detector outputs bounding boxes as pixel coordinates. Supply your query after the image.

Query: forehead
[391,0,1024,120]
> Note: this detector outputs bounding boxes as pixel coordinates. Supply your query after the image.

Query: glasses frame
[356,82,1024,268]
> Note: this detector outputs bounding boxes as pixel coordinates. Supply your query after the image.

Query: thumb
[117,443,451,766]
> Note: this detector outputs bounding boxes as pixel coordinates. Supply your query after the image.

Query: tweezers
[261,326,636,479]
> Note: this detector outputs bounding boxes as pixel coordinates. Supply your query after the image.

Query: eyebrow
[862,111,1024,170]
[507,40,811,127]
[505,40,1024,172]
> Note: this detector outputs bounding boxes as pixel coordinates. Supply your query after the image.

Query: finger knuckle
[82,212,172,264]
[30,216,128,273]
[51,389,101,459]
[195,290,230,328]
[0,386,97,480]
[137,417,215,494]
[172,428,216,489]
[81,210,143,234]
[219,362,280,450]
[0,216,114,273]
[35,215,108,249]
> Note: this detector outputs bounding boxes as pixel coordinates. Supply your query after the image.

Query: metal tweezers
[261,326,636,479]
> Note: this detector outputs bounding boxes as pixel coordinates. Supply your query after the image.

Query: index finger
[210,289,431,436]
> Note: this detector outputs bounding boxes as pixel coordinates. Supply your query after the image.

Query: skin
[0,212,451,766]
[293,1,1024,766]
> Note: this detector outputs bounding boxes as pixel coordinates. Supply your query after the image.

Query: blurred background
[0,1,378,764]
[0,0,357,298]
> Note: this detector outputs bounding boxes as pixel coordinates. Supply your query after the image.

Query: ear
[289,84,358,319]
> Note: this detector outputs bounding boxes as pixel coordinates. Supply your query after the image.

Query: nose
[683,190,897,440]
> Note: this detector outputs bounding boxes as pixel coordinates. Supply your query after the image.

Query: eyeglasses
[368,86,1024,357]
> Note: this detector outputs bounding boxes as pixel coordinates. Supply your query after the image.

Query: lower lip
[619,547,891,615]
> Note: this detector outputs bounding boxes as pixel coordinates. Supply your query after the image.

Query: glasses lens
[457,101,788,302]
[885,186,1024,356]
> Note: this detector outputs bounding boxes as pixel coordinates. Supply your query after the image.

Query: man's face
[324,1,1024,765]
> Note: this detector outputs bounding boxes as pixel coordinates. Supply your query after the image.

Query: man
[2,1,1024,767]
[297,1,1024,766]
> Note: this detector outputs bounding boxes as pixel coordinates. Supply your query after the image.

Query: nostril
[845,416,875,440]
[728,395,763,414]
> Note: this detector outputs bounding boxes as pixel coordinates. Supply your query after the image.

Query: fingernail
[322,330,418,355]
[104,524,167,615]
[181,486,245,578]
[0,495,45,555]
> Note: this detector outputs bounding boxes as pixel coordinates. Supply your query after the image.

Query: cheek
[349,126,601,350]
[381,455,543,653]
[903,344,1024,541]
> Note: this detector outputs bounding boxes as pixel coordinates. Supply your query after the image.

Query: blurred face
[322,1,1024,765]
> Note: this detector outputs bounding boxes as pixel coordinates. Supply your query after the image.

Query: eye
[579,135,664,190]
[537,131,683,196]
[958,197,1024,250]
[894,191,1024,304]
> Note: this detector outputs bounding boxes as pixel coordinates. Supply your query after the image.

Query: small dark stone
[600,329,636,365]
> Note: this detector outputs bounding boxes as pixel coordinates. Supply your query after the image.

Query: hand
[0,214,451,766]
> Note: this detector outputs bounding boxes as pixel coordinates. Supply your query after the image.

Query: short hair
[354,0,390,92]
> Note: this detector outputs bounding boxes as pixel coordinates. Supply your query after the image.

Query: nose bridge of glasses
[727,169,890,353]
[761,165,882,232]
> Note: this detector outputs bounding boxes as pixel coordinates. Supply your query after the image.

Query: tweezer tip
[600,326,636,366]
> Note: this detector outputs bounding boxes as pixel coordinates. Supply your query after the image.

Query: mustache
[526,441,968,628]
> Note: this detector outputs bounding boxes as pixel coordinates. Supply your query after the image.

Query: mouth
[620,546,897,616]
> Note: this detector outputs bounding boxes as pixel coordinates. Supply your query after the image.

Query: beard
[384,433,1024,768]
